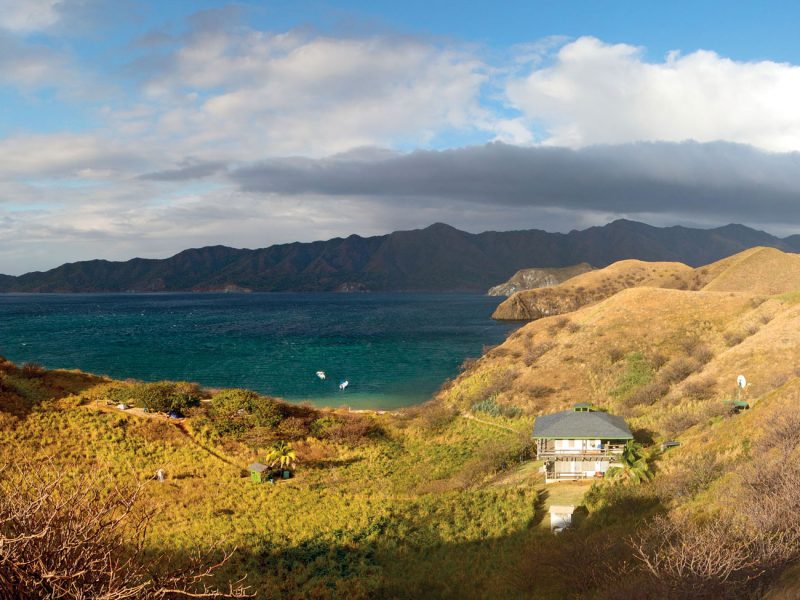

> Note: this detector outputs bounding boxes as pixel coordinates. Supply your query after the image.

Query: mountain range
[1,219,798,293]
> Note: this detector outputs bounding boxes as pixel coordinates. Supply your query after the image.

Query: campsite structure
[247,462,270,483]
[532,404,633,483]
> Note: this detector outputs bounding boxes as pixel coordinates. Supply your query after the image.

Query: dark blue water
[0,293,515,409]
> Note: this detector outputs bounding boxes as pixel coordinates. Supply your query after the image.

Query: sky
[3,1,800,274]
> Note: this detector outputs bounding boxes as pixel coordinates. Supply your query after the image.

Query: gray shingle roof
[532,410,633,440]
[247,462,270,472]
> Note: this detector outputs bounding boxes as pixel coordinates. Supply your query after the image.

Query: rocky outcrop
[487,263,594,296]
[492,260,692,320]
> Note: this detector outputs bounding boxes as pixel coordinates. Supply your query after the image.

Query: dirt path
[459,412,519,434]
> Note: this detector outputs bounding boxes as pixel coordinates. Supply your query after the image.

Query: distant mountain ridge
[2,220,798,293]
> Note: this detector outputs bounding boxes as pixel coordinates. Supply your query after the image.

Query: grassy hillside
[7,250,800,598]
[493,246,800,320]
[0,360,546,599]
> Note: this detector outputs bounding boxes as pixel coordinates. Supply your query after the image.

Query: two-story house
[532,403,633,483]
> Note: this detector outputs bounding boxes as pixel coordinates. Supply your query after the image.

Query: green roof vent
[573,403,594,412]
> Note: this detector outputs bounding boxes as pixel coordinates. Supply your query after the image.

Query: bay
[0,293,516,409]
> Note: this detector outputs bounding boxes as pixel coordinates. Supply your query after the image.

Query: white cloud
[0,132,151,178]
[506,36,800,152]
[0,0,63,32]
[140,30,492,157]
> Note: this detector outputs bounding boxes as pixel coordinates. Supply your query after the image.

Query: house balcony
[535,441,625,460]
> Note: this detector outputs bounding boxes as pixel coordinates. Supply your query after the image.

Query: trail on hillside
[459,412,519,434]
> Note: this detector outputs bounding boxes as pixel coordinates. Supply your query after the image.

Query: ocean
[0,293,517,409]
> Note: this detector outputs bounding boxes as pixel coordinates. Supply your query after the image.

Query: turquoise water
[0,293,516,409]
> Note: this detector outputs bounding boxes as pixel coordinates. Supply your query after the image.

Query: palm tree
[265,441,297,473]
[608,440,652,484]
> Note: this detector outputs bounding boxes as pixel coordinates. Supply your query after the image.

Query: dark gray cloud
[140,160,228,181]
[230,141,800,229]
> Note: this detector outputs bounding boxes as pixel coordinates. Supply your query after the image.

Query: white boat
[316,371,326,380]
[339,380,349,391]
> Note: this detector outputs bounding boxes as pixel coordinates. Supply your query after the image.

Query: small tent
[247,462,270,483]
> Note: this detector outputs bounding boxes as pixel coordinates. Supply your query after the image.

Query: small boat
[316,371,326,380]
[339,380,349,391]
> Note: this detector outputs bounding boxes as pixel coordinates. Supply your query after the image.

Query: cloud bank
[231,142,800,227]
[2,9,800,274]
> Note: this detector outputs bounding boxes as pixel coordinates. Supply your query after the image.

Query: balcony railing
[536,443,625,459]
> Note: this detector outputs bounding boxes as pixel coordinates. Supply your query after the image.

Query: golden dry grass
[493,246,800,320]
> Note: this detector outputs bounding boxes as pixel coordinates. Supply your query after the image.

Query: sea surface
[0,293,517,409]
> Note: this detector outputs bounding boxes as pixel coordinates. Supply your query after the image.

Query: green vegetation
[9,249,800,597]
[471,395,523,418]
[0,361,544,599]
[108,380,203,413]
[607,441,653,484]
[611,351,654,399]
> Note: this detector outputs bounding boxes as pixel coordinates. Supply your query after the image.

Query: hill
[8,252,800,597]
[487,263,594,296]
[493,246,800,320]
[440,268,800,596]
[1,220,799,293]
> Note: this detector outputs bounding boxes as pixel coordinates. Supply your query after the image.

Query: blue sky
[2,0,800,273]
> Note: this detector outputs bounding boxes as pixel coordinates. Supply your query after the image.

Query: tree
[265,441,297,472]
[0,462,252,598]
[608,440,653,484]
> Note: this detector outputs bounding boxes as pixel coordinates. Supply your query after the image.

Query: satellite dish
[737,375,747,389]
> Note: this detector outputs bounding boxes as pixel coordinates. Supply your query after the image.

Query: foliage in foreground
[0,463,250,599]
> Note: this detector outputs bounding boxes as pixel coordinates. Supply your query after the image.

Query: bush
[608,347,625,364]
[650,352,668,370]
[21,362,45,378]
[471,396,522,418]
[110,381,202,413]
[528,385,556,399]
[659,358,698,385]
[323,416,384,445]
[205,389,284,440]
[310,416,339,438]
[624,381,669,408]
[548,317,571,335]
[723,330,746,347]
[415,403,458,432]
[523,341,554,367]
[612,352,654,399]
[276,416,308,440]
[683,376,717,400]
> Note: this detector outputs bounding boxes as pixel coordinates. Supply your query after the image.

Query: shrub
[310,416,339,438]
[612,352,654,399]
[690,344,714,365]
[659,410,700,438]
[548,317,571,335]
[723,330,746,347]
[683,376,717,400]
[624,381,669,408]
[471,396,522,418]
[416,403,458,432]
[276,416,308,440]
[528,385,556,399]
[523,341,554,367]
[111,381,202,413]
[660,358,698,385]
[608,347,625,364]
[0,464,250,598]
[21,362,45,378]
[650,352,668,370]
[323,416,384,445]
